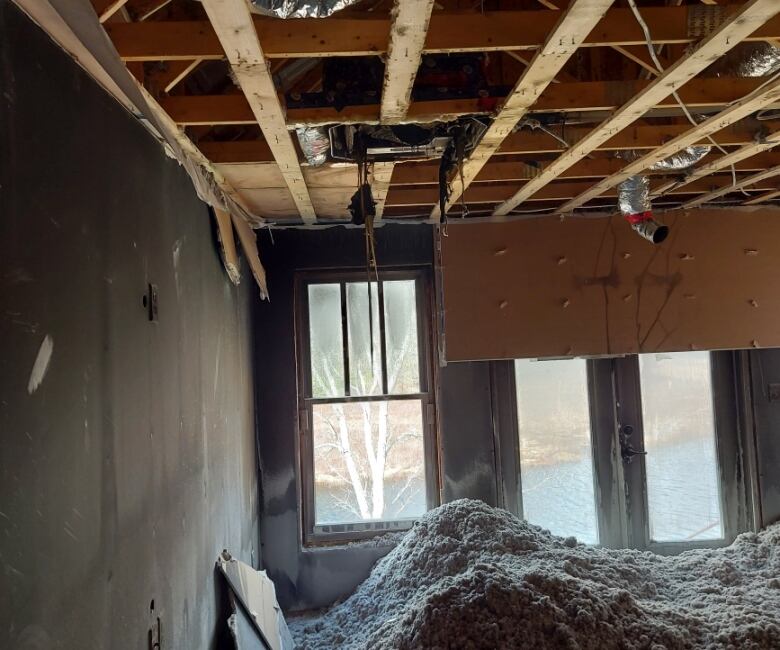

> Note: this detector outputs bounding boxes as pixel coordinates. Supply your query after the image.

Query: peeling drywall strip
[214,208,241,285]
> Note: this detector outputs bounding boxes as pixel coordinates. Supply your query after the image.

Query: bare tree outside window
[306,279,428,527]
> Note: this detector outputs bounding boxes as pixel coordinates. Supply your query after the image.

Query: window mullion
[377,280,389,394]
[340,281,350,397]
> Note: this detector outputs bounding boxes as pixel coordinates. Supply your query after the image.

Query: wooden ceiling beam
[387,175,780,206]
[105,5,780,61]
[492,0,780,217]
[391,152,780,186]
[682,165,780,208]
[430,0,617,222]
[380,0,435,124]
[161,77,776,128]
[557,76,780,213]
[743,188,780,205]
[197,120,766,164]
[200,0,315,223]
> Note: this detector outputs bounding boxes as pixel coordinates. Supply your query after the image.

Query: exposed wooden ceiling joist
[556,76,780,213]
[743,188,780,204]
[391,152,780,186]
[159,77,777,128]
[106,6,780,61]
[429,0,616,222]
[374,0,435,220]
[681,165,780,208]
[200,0,315,223]
[492,0,780,217]
[197,120,767,164]
[380,0,435,124]
[387,175,780,207]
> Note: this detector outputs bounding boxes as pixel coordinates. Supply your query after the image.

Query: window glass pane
[639,352,723,542]
[308,283,344,398]
[515,359,599,545]
[383,280,420,394]
[312,400,427,525]
[347,282,382,396]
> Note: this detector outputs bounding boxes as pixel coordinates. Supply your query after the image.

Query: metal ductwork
[249,0,359,18]
[296,127,330,166]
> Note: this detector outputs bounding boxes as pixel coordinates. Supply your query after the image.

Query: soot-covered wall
[0,4,259,648]
[253,224,498,611]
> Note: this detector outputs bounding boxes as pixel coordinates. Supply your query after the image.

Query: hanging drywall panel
[440,207,780,362]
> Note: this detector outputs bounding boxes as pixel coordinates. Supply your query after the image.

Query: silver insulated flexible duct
[249,0,359,18]
[296,127,330,166]
[617,146,709,243]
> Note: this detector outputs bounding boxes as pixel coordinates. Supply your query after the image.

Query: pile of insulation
[289,499,780,650]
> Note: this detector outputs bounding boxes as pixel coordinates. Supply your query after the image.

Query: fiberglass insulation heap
[290,499,780,650]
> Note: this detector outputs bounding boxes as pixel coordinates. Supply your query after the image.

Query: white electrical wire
[624,0,742,194]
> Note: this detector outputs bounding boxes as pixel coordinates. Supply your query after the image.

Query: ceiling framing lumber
[159,77,777,128]
[376,0,435,220]
[429,0,616,222]
[98,0,130,23]
[199,0,316,223]
[387,175,780,207]
[556,77,780,213]
[371,162,395,223]
[492,0,780,218]
[744,188,780,205]
[681,165,780,208]
[105,7,780,61]
[198,121,768,164]
[651,131,780,198]
[380,0,435,124]
[391,152,780,187]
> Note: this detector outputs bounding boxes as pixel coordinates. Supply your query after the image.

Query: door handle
[619,423,646,464]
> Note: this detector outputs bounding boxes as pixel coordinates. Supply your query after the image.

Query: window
[638,352,723,542]
[515,359,599,544]
[507,351,744,551]
[297,270,438,543]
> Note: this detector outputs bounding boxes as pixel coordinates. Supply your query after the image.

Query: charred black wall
[253,224,498,611]
[0,4,259,648]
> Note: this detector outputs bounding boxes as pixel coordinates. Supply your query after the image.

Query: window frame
[294,267,440,546]
[494,351,754,552]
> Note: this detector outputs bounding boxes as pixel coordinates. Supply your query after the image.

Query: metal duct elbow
[296,127,330,166]
[249,0,359,18]
[618,175,669,244]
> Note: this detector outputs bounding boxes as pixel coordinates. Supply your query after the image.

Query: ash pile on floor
[289,499,780,649]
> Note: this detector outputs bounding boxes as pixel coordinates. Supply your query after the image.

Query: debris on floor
[218,551,294,650]
[289,499,780,650]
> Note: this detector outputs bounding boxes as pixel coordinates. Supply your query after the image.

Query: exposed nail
[494,247,507,256]
[684,293,696,300]
[622,252,631,259]
[557,256,567,265]
[749,299,759,308]
[745,249,759,256]
[499,300,509,309]
[679,253,695,261]
[562,298,570,308]
[622,294,632,302]
[752,339,760,348]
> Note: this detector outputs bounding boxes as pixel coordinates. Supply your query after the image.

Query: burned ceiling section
[88,0,780,234]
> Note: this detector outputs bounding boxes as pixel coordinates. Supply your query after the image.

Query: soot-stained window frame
[294,267,440,546]
[491,351,755,553]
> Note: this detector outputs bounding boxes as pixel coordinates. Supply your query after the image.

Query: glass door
[614,352,733,551]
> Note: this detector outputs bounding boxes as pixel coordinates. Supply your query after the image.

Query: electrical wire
[624,0,743,193]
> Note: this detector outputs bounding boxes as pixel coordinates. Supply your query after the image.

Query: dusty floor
[289,500,780,650]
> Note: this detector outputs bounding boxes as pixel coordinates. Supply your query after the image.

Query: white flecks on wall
[27,335,53,395]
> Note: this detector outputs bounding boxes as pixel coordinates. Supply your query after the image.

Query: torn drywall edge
[231,212,270,300]
[10,0,267,230]
[217,551,293,650]
[213,208,242,285]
